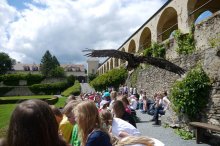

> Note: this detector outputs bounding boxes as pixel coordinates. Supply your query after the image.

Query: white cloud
[0,0,165,64]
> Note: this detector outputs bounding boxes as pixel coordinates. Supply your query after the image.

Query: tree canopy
[40,50,63,77]
[0,52,15,74]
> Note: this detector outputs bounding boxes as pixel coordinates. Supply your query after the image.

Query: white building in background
[10,62,86,77]
[86,57,99,76]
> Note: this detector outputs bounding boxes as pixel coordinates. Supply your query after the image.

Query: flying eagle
[83,49,186,75]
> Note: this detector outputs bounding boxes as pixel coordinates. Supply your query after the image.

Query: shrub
[66,75,76,86]
[90,68,128,91]
[143,42,166,58]
[174,128,194,140]
[61,80,81,97]
[170,66,211,119]
[174,28,195,55]
[2,74,26,86]
[26,73,44,85]
[29,82,67,95]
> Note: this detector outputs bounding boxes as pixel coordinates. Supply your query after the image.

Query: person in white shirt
[130,95,138,110]
[100,110,140,139]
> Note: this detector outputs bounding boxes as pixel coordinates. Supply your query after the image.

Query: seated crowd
[1,87,168,146]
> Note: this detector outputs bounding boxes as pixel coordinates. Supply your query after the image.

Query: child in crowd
[6,99,67,146]
[74,101,112,146]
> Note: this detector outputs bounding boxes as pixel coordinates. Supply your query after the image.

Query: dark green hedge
[29,82,68,95]
[0,87,14,96]
[1,73,44,86]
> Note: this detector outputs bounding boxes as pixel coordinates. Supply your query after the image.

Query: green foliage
[88,73,97,82]
[1,73,44,86]
[26,73,44,85]
[170,66,211,119]
[50,66,65,77]
[40,50,62,77]
[66,75,76,86]
[2,73,26,86]
[174,128,194,140]
[61,80,81,97]
[0,52,15,74]
[174,29,195,55]
[90,68,128,91]
[143,42,166,58]
[0,87,14,96]
[29,82,67,95]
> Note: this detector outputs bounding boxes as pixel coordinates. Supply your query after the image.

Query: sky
[0,0,169,66]
[1,0,210,66]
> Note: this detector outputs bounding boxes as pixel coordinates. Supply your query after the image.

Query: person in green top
[70,124,81,146]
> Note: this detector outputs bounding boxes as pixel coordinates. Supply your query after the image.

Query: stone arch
[139,27,151,52]
[195,10,213,24]
[188,0,220,25]
[128,40,136,53]
[110,59,113,69]
[157,7,178,42]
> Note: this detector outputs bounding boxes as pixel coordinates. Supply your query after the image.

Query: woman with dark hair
[7,99,67,146]
[112,100,136,128]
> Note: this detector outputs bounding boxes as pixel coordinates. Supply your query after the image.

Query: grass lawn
[0,95,67,138]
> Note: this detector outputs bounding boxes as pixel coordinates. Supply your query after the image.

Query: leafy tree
[50,66,65,77]
[0,52,15,74]
[40,50,53,77]
[52,56,60,67]
[88,73,97,82]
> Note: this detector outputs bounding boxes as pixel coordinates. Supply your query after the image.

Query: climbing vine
[170,66,211,120]
[174,27,195,55]
[143,42,166,58]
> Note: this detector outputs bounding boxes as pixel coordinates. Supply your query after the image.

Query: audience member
[100,110,140,139]
[74,101,112,146]
[6,99,67,146]
[113,100,136,128]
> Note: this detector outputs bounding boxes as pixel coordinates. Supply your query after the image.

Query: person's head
[100,110,113,129]
[110,91,117,100]
[112,100,125,118]
[7,99,66,146]
[50,105,63,125]
[66,95,76,104]
[121,95,130,107]
[103,92,111,101]
[94,94,101,103]
[62,100,81,124]
[74,101,101,146]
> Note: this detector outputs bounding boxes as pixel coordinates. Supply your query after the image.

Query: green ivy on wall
[143,42,166,58]
[170,66,211,120]
[173,27,195,55]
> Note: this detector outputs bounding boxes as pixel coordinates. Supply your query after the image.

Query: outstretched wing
[138,56,186,75]
[83,49,134,61]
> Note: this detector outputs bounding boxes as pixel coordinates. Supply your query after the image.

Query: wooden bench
[189,122,220,144]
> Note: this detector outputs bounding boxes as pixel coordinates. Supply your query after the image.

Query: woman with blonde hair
[74,101,112,146]
[117,136,164,146]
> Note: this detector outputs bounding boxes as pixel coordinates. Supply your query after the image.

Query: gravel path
[136,111,211,146]
[80,83,95,94]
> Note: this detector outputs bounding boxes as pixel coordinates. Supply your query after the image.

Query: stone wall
[128,13,220,126]
[4,87,34,96]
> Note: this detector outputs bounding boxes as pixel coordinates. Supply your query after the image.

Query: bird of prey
[83,49,186,75]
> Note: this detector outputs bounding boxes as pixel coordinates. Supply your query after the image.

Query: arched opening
[188,0,220,25]
[157,7,178,42]
[114,58,119,67]
[195,10,213,24]
[110,59,113,70]
[139,27,151,52]
[128,40,136,53]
